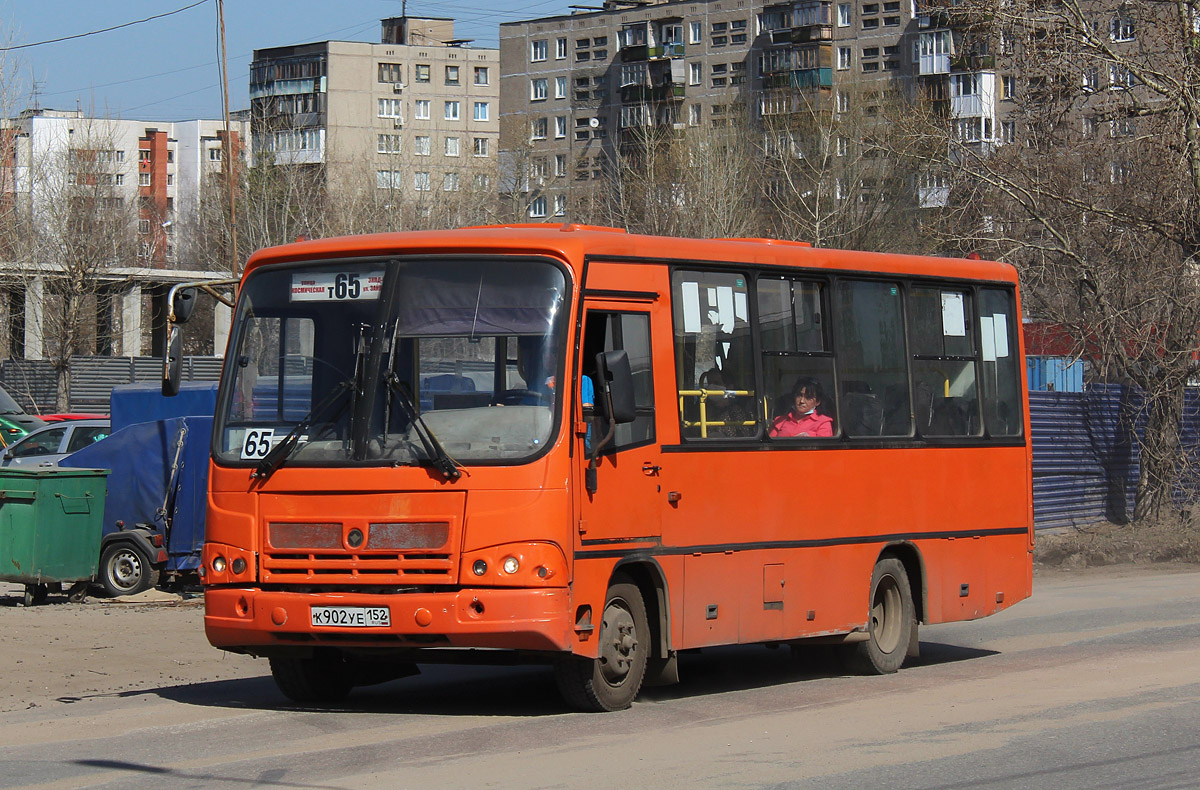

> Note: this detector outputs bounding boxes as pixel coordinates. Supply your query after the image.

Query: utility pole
[217,0,239,276]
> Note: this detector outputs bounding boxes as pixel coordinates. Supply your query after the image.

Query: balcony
[764,68,832,90]
[620,82,685,103]
[950,53,996,72]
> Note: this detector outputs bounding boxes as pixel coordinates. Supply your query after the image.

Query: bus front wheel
[270,649,354,704]
[843,557,914,675]
[555,576,649,712]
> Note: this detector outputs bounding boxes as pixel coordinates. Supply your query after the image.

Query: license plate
[310,606,391,627]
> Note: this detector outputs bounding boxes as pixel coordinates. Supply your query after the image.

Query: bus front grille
[260,551,454,583]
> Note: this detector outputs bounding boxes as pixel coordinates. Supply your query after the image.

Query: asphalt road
[1,566,1198,790]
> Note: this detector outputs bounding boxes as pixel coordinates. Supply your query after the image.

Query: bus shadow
[132,640,997,716]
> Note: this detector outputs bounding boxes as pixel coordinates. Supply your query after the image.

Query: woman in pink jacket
[769,377,834,438]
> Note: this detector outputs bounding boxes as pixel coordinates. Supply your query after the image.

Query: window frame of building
[378,62,403,83]
[555,116,567,138]
[531,78,548,101]
[531,39,549,61]
[443,172,460,192]
[838,3,852,26]
[414,171,431,191]
[556,37,568,58]
[415,135,432,156]
[139,172,151,187]
[529,195,547,218]
[837,46,852,70]
[445,65,460,85]
[444,100,461,121]
[377,98,403,119]
[1110,16,1135,42]
[555,76,567,99]
[415,64,431,83]
[377,133,402,154]
[474,101,490,121]
[474,66,489,85]
[532,117,549,140]
[473,137,489,156]
[415,99,431,120]
[445,136,460,157]
[689,62,702,85]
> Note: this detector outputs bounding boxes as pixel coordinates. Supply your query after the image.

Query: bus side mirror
[595,349,636,425]
[171,287,197,323]
[163,325,182,397]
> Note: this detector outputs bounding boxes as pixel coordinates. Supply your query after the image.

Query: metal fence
[0,356,224,414]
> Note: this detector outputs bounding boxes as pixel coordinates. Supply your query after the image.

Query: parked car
[0,415,33,447]
[41,413,108,423]
[0,419,110,468]
[0,385,45,437]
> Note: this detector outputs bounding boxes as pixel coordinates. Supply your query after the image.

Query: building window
[415,100,431,119]
[414,172,431,191]
[730,19,747,44]
[554,194,566,216]
[378,134,402,153]
[415,135,431,155]
[884,16,899,25]
[555,116,567,138]
[862,17,879,28]
[1001,120,1016,143]
[555,76,567,98]
[415,64,430,83]
[473,137,489,156]
[474,66,489,85]
[862,61,879,72]
[555,153,566,175]
[474,173,490,190]
[378,62,402,83]
[1001,75,1016,99]
[443,172,460,191]
[208,148,221,161]
[532,117,548,139]
[378,98,403,118]
[556,37,568,58]
[114,173,125,186]
[837,47,851,69]
[531,78,548,101]
[689,21,702,43]
[139,150,151,162]
[529,196,547,218]
[139,218,152,233]
[1082,67,1098,92]
[445,65,460,85]
[474,101,490,121]
[445,136,460,157]
[139,172,151,186]
[444,101,460,120]
[1109,64,1134,89]
[689,62,701,85]
[1110,17,1135,42]
[532,39,548,61]
[376,170,400,189]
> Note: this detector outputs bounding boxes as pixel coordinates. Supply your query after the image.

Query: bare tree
[907,0,1200,521]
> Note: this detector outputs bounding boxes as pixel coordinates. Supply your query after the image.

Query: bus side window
[979,288,1023,436]
[671,270,757,439]
[758,276,837,438]
[582,311,655,451]
[909,287,980,437]
[835,280,912,437]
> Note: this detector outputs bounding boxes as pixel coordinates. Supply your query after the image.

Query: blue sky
[2,0,570,121]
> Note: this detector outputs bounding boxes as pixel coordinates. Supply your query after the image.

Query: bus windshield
[214,256,569,469]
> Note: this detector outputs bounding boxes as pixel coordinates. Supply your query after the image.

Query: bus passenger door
[576,303,663,546]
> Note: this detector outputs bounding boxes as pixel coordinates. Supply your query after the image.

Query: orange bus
[180,225,1032,711]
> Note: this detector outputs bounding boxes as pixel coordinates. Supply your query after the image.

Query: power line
[0,0,209,52]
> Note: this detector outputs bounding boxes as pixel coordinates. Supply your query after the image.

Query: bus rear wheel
[843,557,914,675]
[555,577,648,712]
[270,649,354,704]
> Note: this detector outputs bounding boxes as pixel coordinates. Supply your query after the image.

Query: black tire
[555,576,649,712]
[842,557,915,674]
[270,650,355,704]
[99,542,160,597]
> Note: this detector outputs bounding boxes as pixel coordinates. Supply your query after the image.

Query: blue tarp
[61,417,210,572]
[110,382,218,433]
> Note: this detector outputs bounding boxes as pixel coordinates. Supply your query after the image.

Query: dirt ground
[0,582,263,714]
[1034,519,1200,568]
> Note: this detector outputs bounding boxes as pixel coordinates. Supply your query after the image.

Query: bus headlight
[212,556,227,573]
[460,542,566,587]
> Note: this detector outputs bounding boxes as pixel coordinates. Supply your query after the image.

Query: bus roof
[242,224,1019,285]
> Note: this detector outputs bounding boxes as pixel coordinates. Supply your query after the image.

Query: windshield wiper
[383,372,462,482]
[252,379,352,480]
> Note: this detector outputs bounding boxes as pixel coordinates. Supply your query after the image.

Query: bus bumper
[204,587,574,653]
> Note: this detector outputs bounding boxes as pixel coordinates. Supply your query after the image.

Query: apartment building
[500,0,931,219]
[0,109,246,358]
[250,17,500,198]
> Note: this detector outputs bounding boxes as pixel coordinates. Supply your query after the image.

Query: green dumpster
[0,467,109,605]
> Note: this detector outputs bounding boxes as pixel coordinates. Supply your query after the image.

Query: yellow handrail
[678,388,756,438]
